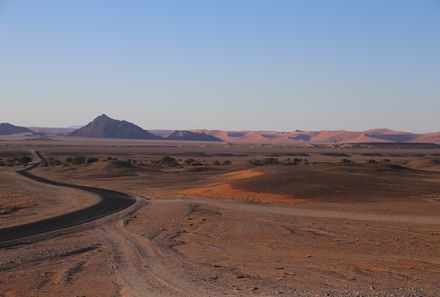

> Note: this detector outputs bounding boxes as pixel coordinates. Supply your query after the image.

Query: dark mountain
[69,114,161,139]
[166,130,223,142]
[0,123,32,135]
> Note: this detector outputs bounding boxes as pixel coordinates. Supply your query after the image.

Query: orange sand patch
[357,264,396,273]
[178,169,297,202]
[220,168,264,179]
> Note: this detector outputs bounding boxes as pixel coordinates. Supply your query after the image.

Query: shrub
[184,158,195,165]
[20,156,32,164]
[87,157,99,164]
[283,159,298,165]
[223,160,232,165]
[72,156,86,165]
[48,158,62,166]
[264,157,279,165]
[65,157,73,163]
[250,159,264,166]
[160,156,179,167]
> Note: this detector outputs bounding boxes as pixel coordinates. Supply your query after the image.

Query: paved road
[0,152,136,244]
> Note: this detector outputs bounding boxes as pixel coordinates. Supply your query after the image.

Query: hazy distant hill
[149,130,175,138]
[166,130,222,142]
[29,127,76,136]
[14,114,439,144]
[194,129,440,144]
[0,123,32,135]
[413,132,440,144]
[69,114,160,139]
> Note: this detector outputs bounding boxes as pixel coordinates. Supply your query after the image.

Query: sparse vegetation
[341,158,353,164]
[72,156,86,165]
[20,156,32,164]
[184,159,195,165]
[159,156,179,167]
[87,157,99,164]
[250,157,311,166]
[0,155,33,166]
[322,152,350,157]
[48,158,62,166]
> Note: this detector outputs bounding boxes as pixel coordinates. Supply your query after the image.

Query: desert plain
[0,137,440,297]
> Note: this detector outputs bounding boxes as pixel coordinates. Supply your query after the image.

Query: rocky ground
[0,142,439,296]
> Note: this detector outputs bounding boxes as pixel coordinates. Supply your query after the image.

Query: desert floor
[0,138,439,297]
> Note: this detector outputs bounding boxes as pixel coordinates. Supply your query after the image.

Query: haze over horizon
[1,1,439,133]
[17,113,440,135]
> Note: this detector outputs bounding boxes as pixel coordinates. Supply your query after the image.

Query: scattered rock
[236,274,246,279]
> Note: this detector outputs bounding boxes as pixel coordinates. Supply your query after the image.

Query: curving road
[0,151,136,244]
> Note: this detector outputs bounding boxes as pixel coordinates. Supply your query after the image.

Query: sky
[0,0,439,132]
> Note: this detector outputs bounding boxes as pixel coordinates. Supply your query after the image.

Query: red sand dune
[193,129,440,144]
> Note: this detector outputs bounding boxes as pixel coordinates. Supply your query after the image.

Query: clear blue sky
[1,0,439,132]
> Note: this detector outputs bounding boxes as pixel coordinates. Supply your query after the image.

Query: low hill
[166,130,222,142]
[69,114,160,140]
[0,123,32,135]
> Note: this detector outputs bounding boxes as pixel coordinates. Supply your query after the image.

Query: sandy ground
[2,197,439,296]
[0,168,99,228]
[0,140,440,296]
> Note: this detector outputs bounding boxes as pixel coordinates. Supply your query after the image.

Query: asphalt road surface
[0,152,136,244]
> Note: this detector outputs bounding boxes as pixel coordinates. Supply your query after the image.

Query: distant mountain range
[69,115,221,141]
[166,130,222,141]
[70,114,160,139]
[0,123,32,135]
[1,115,439,144]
